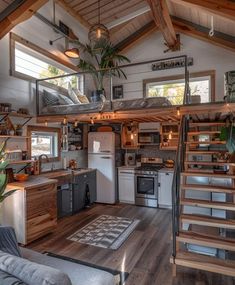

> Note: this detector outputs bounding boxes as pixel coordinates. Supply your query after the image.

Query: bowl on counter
[14,173,29,182]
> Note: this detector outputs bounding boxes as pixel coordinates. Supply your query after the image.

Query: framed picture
[112,85,123,100]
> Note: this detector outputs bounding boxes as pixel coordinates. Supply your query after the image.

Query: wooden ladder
[171,121,235,277]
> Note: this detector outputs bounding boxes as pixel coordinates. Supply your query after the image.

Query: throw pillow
[67,83,81,104]
[0,251,72,285]
[76,89,90,104]
[42,90,60,106]
[58,94,74,105]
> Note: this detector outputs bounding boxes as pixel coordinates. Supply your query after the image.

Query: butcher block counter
[3,169,96,245]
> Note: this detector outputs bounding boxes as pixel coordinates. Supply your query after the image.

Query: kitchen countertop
[7,168,96,189]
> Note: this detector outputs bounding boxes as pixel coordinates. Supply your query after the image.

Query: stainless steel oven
[135,172,158,208]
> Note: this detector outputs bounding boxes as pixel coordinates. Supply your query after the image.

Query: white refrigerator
[88,132,116,204]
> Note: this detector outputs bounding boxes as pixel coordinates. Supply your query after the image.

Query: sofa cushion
[43,90,60,106]
[58,94,74,105]
[0,270,26,285]
[0,251,72,285]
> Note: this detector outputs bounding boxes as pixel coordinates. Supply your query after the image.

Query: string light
[130,133,134,140]
[63,117,67,125]
[168,131,172,140]
[44,120,48,126]
[177,108,180,116]
[74,120,78,127]
[91,118,94,125]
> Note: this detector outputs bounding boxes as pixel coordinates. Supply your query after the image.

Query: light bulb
[91,118,94,125]
[63,117,67,125]
[131,133,134,140]
[96,28,101,39]
[74,120,78,127]
[177,109,180,116]
[169,131,172,140]
[44,120,48,126]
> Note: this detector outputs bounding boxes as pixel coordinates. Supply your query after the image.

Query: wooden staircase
[171,120,235,278]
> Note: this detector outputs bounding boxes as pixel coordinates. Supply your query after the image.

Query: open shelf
[0,135,29,139]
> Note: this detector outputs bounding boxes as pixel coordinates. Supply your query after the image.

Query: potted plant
[78,41,130,102]
[0,143,17,221]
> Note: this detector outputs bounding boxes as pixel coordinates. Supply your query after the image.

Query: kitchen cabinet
[2,177,57,245]
[158,169,173,208]
[73,170,97,213]
[118,168,135,204]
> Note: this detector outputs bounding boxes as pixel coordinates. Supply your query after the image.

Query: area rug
[44,252,129,285]
[67,215,140,250]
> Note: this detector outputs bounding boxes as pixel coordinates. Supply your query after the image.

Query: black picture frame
[112,85,123,100]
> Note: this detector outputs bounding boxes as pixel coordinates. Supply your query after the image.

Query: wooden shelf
[185,161,235,166]
[0,135,29,139]
[189,122,226,127]
[0,112,32,119]
[185,141,226,145]
[8,160,34,165]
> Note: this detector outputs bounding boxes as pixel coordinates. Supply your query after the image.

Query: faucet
[38,154,49,174]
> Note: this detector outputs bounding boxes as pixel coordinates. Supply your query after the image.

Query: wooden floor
[28,204,235,285]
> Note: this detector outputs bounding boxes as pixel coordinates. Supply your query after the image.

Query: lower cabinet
[73,170,97,213]
[118,170,135,204]
[158,170,173,208]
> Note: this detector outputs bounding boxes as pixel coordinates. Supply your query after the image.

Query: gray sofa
[0,227,119,285]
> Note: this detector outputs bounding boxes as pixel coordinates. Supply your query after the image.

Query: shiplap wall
[113,32,235,101]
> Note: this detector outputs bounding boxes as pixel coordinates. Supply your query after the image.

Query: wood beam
[172,16,235,53]
[55,0,91,29]
[0,0,48,39]
[114,21,157,52]
[146,0,180,51]
[171,0,235,22]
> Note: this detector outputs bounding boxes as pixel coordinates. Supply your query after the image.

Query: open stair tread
[181,198,235,211]
[181,184,235,193]
[177,231,235,251]
[181,172,235,178]
[181,214,235,229]
[185,141,226,145]
[171,251,235,277]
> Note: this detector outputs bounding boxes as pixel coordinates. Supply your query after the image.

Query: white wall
[114,32,235,101]
[0,0,88,114]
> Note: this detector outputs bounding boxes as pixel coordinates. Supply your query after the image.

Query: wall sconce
[64,38,79,59]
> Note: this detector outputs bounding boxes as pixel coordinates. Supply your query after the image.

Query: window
[10,33,80,90]
[144,71,215,105]
[27,126,61,162]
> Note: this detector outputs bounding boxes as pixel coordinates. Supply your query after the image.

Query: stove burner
[135,163,164,175]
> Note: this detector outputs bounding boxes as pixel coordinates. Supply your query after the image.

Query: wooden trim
[27,125,61,162]
[172,17,235,53]
[114,21,157,52]
[10,32,79,81]
[147,0,180,51]
[0,0,48,39]
[55,0,91,29]
[143,70,216,102]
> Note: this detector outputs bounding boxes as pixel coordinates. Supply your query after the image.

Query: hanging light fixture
[88,0,110,45]
[64,38,80,59]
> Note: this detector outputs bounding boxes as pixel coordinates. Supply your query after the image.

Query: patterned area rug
[67,215,140,250]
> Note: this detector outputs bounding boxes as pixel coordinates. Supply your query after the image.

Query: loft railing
[171,58,190,260]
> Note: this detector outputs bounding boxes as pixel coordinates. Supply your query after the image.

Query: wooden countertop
[7,168,96,190]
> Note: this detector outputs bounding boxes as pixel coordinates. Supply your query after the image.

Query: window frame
[143,70,215,103]
[27,125,61,162]
[9,32,79,83]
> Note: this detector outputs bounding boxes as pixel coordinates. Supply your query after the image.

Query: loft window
[144,71,215,105]
[27,126,61,162]
[10,33,82,90]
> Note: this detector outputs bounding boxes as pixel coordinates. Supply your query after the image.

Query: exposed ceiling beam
[171,0,235,22]
[0,0,48,39]
[55,0,91,29]
[146,0,180,51]
[106,6,151,29]
[114,21,157,52]
[172,16,235,53]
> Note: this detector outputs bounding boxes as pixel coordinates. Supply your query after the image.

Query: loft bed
[36,55,190,117]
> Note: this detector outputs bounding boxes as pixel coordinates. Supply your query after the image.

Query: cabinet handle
[100,150,110,153]
[101,157,111,159]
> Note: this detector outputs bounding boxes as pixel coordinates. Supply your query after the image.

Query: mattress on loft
[41,101,111,115]
[112,97,172,111]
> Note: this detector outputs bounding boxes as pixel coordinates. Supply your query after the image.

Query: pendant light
[88,0,110,45]
[64,38,80,59]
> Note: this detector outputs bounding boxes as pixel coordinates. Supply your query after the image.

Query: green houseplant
[78,41,130,102]
[0,143,17,204]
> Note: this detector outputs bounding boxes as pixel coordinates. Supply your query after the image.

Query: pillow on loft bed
[42,90,74,106]
[67,83,90,104]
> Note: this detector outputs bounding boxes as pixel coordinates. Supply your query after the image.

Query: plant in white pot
[78,40,130,102]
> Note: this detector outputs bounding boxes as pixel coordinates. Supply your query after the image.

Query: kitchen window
[10,33,81,90]
[143,71,215,105]
[27,126,61,162]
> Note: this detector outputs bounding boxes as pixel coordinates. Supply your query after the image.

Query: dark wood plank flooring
[28,204,235,285]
